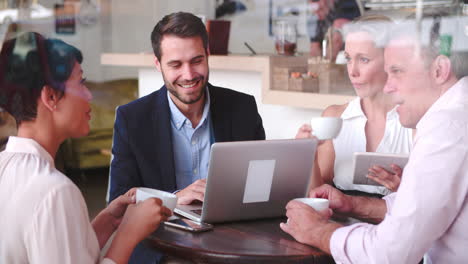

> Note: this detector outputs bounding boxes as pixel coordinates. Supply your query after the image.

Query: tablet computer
[352,152,409,186]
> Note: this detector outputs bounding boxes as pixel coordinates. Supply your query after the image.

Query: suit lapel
[209,83,231,142]
[152,86,176,191]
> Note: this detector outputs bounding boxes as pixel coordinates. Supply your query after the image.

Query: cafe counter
[101,53,354,110]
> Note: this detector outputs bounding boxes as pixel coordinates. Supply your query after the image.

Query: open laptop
[174,138,318,224]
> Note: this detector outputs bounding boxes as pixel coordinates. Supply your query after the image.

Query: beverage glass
[274,20,297,56]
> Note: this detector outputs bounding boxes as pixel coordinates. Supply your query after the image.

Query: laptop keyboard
[191,209,203,216]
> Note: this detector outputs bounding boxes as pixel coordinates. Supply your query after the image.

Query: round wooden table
[144,217,335,264]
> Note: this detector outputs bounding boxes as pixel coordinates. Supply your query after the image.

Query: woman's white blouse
[0,136,115,264]
[332,98,413,195]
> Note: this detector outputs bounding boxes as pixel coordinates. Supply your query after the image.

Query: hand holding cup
[136,187,178,212]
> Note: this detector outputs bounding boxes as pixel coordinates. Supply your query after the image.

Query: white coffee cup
[136,187,178,212]
[294,197,329,211]
[310,117,343,140]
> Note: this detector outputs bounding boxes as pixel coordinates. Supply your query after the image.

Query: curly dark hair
[0,32,82,124]
[151,12,208,61]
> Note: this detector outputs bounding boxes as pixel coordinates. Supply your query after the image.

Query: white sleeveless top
[332,97,413,195]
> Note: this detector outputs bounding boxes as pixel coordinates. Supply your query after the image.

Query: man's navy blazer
[108,83,265,202]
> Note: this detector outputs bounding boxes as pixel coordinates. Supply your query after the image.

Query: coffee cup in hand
[136,187,178,212]
[310,117,343,140]
[294,197,329,211]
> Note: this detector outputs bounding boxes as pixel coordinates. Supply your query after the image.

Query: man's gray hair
[342,15,394,49]
[387,21,467,79]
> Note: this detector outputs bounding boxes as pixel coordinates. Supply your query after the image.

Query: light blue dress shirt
[167,88,213,190]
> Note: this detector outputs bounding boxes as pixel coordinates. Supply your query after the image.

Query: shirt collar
[167,86,211,130]
[417,77,468,130]
[386,106,399,120]
[341,97,365,119]
[341,97,399,121]
[5,136,54,166]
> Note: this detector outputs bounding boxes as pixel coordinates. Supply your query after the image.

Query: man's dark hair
[151,12,208,61]
[0,31,83,124]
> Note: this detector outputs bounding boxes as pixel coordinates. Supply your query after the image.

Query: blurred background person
[307,0,361,60]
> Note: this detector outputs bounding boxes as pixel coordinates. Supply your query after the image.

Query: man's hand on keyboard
[176,179,207,205]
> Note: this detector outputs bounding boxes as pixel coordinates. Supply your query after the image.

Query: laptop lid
[175,139,318,224]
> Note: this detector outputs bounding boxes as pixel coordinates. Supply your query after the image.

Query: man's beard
[164,73,209,105]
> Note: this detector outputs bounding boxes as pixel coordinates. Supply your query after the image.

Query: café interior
[0,0,467,262]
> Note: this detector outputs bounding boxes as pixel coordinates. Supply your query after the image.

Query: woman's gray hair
[342,15,394,48]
